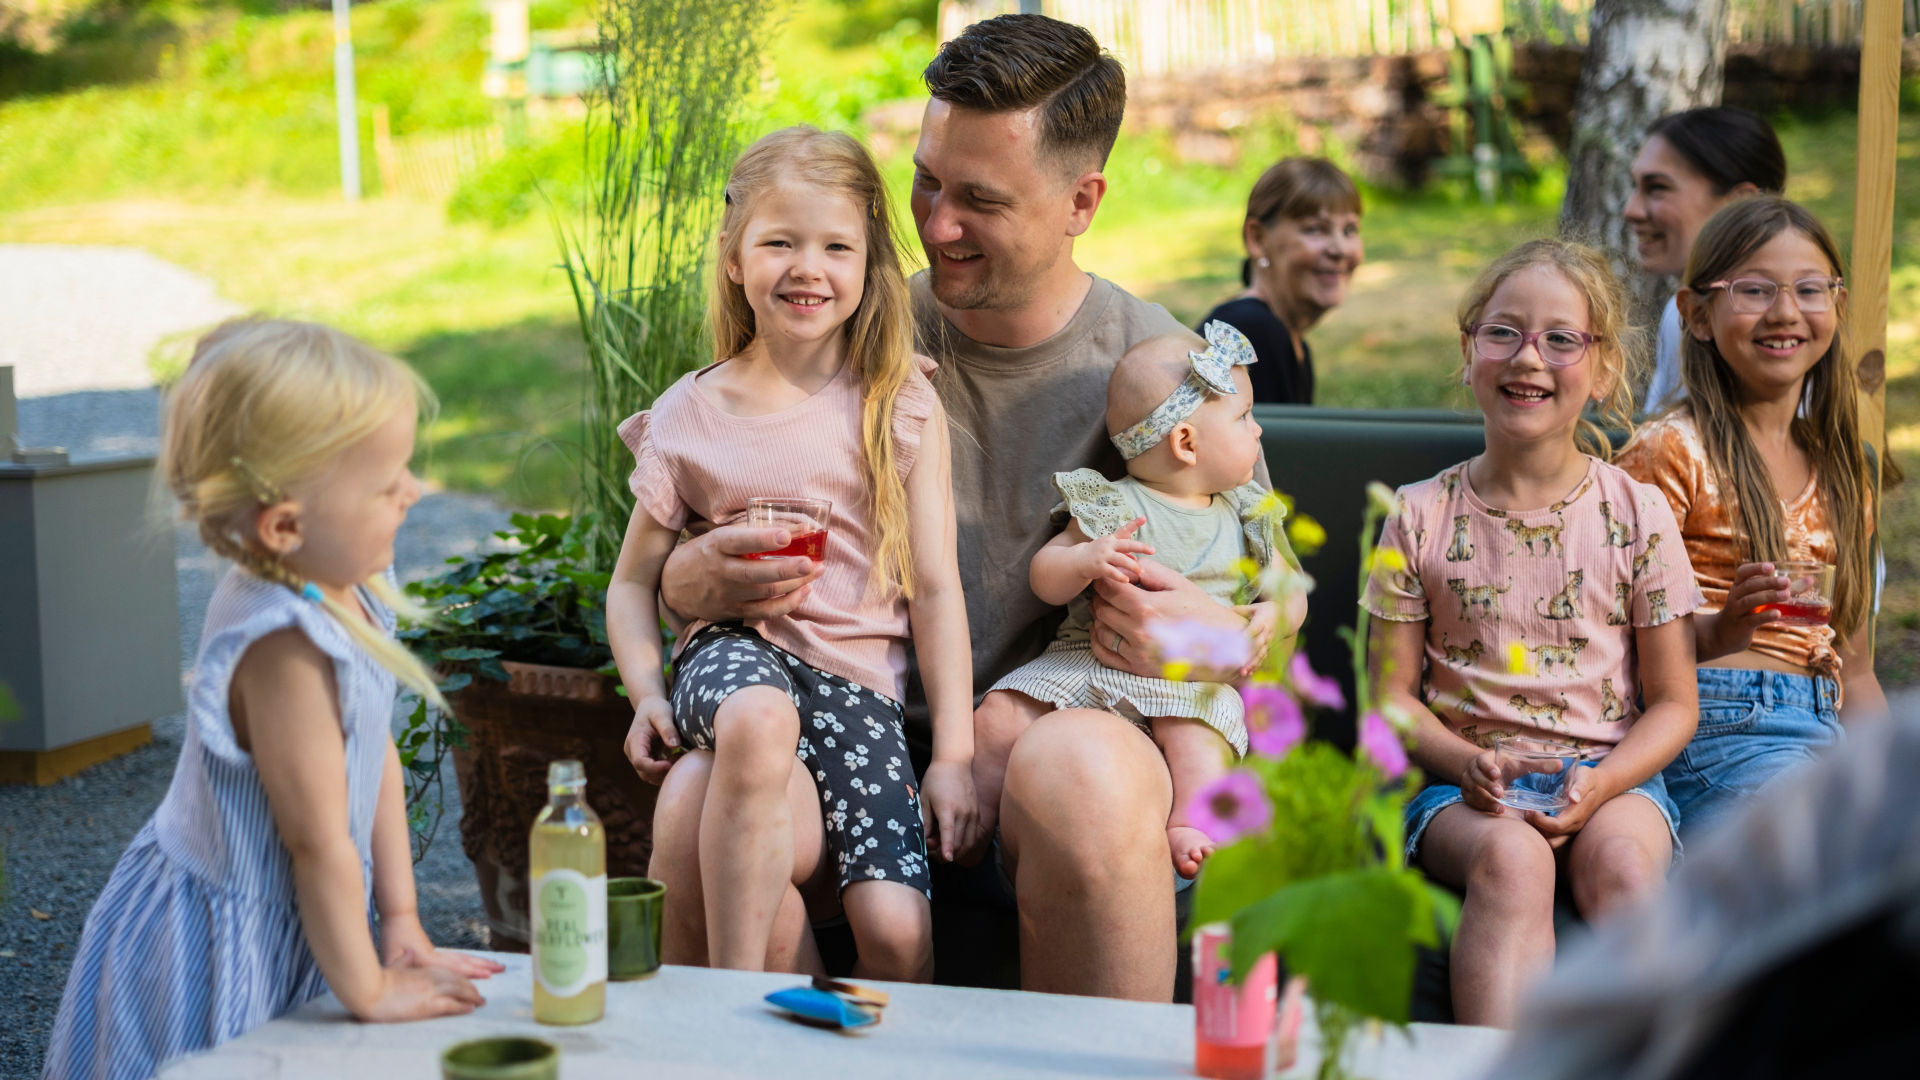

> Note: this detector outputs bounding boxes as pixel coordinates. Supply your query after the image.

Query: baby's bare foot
[1167,825,1215,881]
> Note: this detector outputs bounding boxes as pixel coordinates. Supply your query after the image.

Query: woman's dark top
[1198,296,1313,405]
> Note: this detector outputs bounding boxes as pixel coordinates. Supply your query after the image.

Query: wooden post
[1848,0,1899,493]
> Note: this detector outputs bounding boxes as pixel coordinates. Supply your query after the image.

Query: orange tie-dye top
[1614,410,1867,682]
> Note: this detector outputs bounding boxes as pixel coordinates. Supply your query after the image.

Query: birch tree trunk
[1559,0,1728,315]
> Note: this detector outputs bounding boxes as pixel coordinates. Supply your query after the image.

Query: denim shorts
[1661,666,1841,841]
[1403,761,1682,865]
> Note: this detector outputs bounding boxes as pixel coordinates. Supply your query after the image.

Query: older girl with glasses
[1616,196,1886,841]
[1362,238,1708,1026]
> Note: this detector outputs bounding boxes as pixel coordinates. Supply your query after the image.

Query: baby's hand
[1078,517,1154,586]
[1460,750,1506,813]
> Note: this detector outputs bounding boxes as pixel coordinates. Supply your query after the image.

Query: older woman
[1625,106,1786,413]
[1198,157,1363,405]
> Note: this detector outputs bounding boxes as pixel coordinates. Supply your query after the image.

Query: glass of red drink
[744,498,830,562]
[1761,560,1835,627]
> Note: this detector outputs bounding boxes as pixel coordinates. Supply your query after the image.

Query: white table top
[162,954,1509,1079]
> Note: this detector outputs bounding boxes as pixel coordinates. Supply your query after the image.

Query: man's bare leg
[970,690,1051,852]
[1000,708,1176,1001]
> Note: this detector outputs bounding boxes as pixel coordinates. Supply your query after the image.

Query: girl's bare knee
[843,881,933,982]
[712,688,801,785]
[1573,835,1664,917]
[1466,826,1557,914]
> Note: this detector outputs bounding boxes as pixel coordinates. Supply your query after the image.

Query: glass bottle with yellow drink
[530,759,606,1024]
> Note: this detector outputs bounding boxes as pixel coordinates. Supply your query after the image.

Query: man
[638,13,1279,1000]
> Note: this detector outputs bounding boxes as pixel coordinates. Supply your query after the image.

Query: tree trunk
[1558,0,1728,321]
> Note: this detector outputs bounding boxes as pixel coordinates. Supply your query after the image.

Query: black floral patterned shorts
[671,623,930,899]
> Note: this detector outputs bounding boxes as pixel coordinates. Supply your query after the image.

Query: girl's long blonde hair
[160,318,448,711]
[711,126,919,597]
[1456,238,1643,461]
[1678,196,1872,643]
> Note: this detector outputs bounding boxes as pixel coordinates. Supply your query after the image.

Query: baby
[973,322,1296,878]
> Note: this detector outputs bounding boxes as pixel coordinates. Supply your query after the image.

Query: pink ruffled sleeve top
[618,355,940,704]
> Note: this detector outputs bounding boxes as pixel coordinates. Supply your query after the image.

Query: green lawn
[1,0,1914,685]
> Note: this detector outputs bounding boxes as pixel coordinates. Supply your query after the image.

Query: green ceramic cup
[440,1036,559,1080]
[608,876,667,980]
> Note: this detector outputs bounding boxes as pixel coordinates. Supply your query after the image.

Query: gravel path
[0,250,513,1079]
[0,245,241,399]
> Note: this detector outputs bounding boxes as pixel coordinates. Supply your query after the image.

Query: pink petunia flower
[1358,710,1409,779]
[1149,619,1253,672]
[1187,771,1273,844]
[1289,653,1346,711]
[1241,684,1306,759]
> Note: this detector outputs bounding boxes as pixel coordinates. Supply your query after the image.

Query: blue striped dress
[42,568,396,1080]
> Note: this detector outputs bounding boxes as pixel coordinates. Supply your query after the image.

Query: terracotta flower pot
[449,660,655,952]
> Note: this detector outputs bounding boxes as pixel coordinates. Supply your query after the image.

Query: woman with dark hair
[1198,157,1363,404]
[1626,106,1787,412]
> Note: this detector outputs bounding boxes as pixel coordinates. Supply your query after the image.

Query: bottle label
[1192,923,1278,1049]
[532,868,606,997]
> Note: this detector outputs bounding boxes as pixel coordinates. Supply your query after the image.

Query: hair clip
[230,457,284,504]
[301,582,324,604]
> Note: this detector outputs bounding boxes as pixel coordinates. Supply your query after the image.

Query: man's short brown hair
[922,13,1126,172]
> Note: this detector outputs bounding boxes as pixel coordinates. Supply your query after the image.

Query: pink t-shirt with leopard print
[1362,456,1703,753]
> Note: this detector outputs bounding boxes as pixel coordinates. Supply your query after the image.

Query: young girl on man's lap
[608,127,977,981]
[1616,196,1887,840]
[43,321,501,1080]
[974,323,1301,880]
[1364,240,1706,1028]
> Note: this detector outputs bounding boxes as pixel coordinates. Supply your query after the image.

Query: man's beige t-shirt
[903,271,1194,757]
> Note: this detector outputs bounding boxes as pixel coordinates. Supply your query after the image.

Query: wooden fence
[938,1,1920,74]
[371,104,506,201]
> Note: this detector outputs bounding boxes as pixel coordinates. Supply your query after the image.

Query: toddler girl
[1617,195,1887,839]
[1364,240,1702,1027]
[607,127,976,982]
[42,319,501,1080]
[975,321,1297,880]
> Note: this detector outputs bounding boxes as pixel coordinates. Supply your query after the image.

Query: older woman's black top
[1198,296,1313,405]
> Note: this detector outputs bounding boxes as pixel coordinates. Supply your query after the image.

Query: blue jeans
[1661,666,1841,841]
[1403,762,1682,865]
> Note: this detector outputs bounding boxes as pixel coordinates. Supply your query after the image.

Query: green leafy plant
[556,0,777,572]
[1169,488,1458,1079]
[394,512,615,860]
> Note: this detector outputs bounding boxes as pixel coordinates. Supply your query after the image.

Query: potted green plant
[394,0,774,949]
[1165,488,1460,1079]
[398,512,652,950]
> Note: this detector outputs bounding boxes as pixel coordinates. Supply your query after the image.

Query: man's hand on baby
[920,759,981,864]
[1079,516,1153,585]
[624,696,681,784]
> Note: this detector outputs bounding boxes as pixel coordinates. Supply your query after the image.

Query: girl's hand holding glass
[1459,750,1508,813]
[1522,766,1607,847]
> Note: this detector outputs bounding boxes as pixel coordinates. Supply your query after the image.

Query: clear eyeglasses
[1468,323,1598,367]
[1701,276,1844,315]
